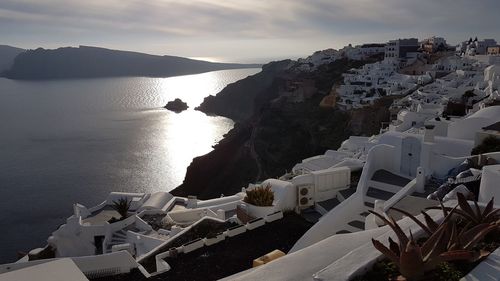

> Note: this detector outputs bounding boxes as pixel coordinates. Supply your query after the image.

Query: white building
[421,36,447,53]
[340,43,386,60]
[294,49,340,71]
[385,38,420,68]
[459,38,498,56]
[221,106,500,281]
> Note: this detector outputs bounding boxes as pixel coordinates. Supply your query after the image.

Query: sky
[1,0,499,63]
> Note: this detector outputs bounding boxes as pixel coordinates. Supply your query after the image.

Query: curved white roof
[449,106,500,141]
[139,192,173,211]
[467,105,500,120]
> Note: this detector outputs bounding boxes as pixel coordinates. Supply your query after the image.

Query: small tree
[471,135,500,155]
[462,90,476,102]
[111,198,131,219]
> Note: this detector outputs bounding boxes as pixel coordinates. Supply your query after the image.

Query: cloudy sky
[1,0,499,63]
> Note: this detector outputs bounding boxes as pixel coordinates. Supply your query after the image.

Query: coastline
[0,69,259,264]
[172,57,391,199]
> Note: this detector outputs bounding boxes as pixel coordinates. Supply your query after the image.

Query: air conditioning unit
[297,185,314,209]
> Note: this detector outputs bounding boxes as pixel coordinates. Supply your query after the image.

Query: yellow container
[252,250,286,268]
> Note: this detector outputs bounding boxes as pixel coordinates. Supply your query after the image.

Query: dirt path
[248,120,263,181]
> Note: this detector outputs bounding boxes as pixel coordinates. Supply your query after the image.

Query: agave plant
[111,197,132,219]
[428,193,500,226]
[370,208,497,281]
[244,184,274,206]
[390,205,497,254]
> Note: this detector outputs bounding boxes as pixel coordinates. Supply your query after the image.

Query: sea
[0,68,260,263]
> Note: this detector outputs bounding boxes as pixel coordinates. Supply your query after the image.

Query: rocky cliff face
[196,60,292,122]
[172,56,390,199]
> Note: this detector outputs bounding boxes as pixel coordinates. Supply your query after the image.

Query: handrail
[383,152,500,214]
[382,178,417,213]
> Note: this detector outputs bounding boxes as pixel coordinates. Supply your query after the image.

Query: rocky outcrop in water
[164,98,188,113]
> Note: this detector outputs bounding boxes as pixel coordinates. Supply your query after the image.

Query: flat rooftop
[0,259,88,281]
[82,206,120,225]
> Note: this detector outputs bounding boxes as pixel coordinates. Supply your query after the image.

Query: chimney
[424,124,435,143]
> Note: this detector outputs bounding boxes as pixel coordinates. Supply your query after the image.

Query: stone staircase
[300,169,416,234]
[363,169,412,208]
[337,169,412,234]
[105,229,128,252]
[302,186,357,223]
[104,225,151,253]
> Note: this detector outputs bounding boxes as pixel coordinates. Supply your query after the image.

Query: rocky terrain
[196,60,292,122]
[172,55,392,199]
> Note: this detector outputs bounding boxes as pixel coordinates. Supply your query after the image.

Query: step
[411,187,436,198]
[341,224,365,233]
[317,198,341,212]
[110,238,126,244]
[364,201,375,209]
[412,191,428,198]
[366,187,396,201]
[367,180,404,194]
[113,233,127,239]
[359,211,370,217]
[300,208,322,223]
[347,220,365,230]
[338,188,356,201]
[353,214,368,223]
[371,169,412,187]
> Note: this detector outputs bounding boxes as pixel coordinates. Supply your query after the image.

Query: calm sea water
[0,68,260,263]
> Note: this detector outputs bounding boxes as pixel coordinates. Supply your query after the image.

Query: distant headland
[0,45,261,80]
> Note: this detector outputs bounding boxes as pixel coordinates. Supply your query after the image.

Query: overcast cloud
[1,0,499,62]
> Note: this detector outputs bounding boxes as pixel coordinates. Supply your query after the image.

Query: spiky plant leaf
[484,209,500,222]
[389,237,400,257]
[474,200,482,220]
[390,207,432,235]
[482,197,494,218]
[421,211,440,232]
[461,223,498,250]
[400,239,425,280]
[372,238,400,265]
[369,210,409,247]
[457,193,480,223]
[421,222,448,263]
[439,249,478,262]
[447,222,458,250]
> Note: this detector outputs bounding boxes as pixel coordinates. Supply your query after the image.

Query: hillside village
[1,36,500,281]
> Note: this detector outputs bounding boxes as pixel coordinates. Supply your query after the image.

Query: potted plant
[243,184,275,218]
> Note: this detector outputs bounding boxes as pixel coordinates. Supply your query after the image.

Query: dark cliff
[196,60,292,122]
[172,56,394,199]
[4,46,260,80]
